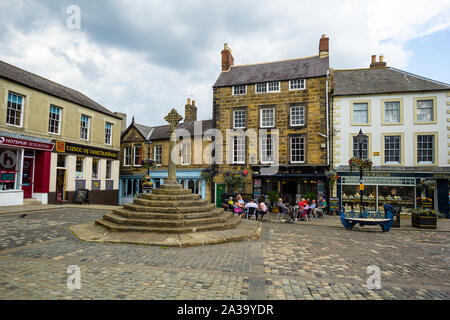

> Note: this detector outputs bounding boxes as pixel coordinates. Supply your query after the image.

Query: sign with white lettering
[0,136,54,151]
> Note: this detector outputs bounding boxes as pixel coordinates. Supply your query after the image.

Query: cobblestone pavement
[0,208,449,300]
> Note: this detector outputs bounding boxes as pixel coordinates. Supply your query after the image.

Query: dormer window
[232,85,246,95]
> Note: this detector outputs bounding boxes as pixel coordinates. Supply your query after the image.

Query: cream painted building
[331,56,450,217]
[0,59,122,205]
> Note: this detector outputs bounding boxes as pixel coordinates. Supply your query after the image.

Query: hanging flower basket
[223,169,245,186]
[200,168,213,181]
[348,158,372,172]
[325,170,340,188]
[140,159,155,169]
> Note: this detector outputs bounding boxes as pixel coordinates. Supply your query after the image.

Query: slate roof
[213,55,329,87]
[0,59,121,119]
[333,67,450,96]
[134,123,154,139]
[149,119,213,140]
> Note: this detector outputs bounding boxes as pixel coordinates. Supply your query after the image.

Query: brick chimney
[221,43,234,72]
[370,55,387,68]
[184,98,197,123]
[319,34,329,58]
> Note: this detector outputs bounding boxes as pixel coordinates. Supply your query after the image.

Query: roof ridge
[229,54,320,69]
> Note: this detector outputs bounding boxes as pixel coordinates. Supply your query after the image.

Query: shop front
[337,171,450,217]
[252,166,327,205]
[0,132,54,206]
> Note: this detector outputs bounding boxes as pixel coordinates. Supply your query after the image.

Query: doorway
[22,157,34,198]
[56,169,66,201]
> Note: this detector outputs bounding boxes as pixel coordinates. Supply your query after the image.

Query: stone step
[103,211,234,227]
[113,208,223,220]
[132,198,209,208]
[123,203,217,213]
[160,183,183,190]
[151,188,193,195]
[95,215,242,234]
[140,193,201,201]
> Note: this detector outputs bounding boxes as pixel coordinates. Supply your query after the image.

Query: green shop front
[337,170,449,217]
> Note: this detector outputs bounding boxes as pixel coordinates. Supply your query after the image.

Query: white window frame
[260,108,275,128]
[154,145,162,165]
[290,106,305,127]
[417,135,435,165]
[383,101,400,124]
[352,102,369,124]
[105,160,112,180]
[6,92,24,127]
[267,81,280,92]
[255,83,267,93]
[233,109,246,129]
[48,105,62,135]
[80,114,90,141]
[384,135,401,164]
[260,136,274,164]
[133,145,142,167]
[232,136,246,164]
[232,85,247,95]
[123,146,132,166]
[105,122,113,145]
[290,136,305,164]
[181,141,191,165]
[416,99,434,123]
[289,79,306,91]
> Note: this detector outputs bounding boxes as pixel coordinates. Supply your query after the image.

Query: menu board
[0,171,15,183]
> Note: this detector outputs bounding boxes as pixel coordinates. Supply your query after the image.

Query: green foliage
[268,190,279,203]
[304,192,317,201]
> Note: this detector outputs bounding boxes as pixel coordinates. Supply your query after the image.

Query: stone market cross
[164,108,183,184]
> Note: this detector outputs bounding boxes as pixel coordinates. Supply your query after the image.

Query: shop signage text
[55,141,119,159]
[0,135,54,151]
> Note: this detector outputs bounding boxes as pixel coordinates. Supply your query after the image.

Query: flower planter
[411,215,437,229]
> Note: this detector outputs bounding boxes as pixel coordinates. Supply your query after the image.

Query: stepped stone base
[71,182,261,247]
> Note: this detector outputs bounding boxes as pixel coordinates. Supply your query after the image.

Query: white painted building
[331,56,450,216]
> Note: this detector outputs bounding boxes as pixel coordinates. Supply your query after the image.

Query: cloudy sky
[1,0,450,126]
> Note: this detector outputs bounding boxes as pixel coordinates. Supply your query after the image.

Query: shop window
[57,154,66,168]
[76,157,84,179]
[0,148,18,190]
[6,92,24,127]
[92,158,99,179]
[106,160,112,179]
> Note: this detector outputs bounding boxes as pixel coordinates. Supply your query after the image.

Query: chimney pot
[192,100,195,106]
[379,55,384,62]
[371,55,376,63]
[319,34,329,58]
[187,98,191,105]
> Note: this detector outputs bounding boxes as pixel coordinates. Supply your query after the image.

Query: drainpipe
[326,70,330,167]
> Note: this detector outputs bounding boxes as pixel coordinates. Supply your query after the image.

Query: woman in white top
[258,199,267,221]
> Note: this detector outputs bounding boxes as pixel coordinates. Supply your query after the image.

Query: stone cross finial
[164,108,183,130]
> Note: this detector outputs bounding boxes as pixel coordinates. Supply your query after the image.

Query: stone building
[331,55,450,217]
[119,99,213,204]
[211,35,331,206]
[0,59,122,205]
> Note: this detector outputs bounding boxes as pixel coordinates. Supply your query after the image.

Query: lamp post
[357,129,366,214]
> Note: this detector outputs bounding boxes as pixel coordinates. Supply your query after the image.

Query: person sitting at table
[278,198,294,221]
[310,199,317,217]
[244,199,258,219]
[314,196,327,217]
[257,198,267,221]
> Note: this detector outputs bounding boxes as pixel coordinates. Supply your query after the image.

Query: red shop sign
[0,135,54,151]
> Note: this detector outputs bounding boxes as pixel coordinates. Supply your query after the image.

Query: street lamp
[357,129,366,214]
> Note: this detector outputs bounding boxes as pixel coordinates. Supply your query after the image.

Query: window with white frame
[133,145,142,166]
[260,108,275,128]
[232,136,245,164]
[289,79,305,90]
[105,122,113,145]
[256,83,267,93]
[290,136,305,163]
[267,81,280,92]
[80,115,90,140]
[260,136,274,164]
[384,136,401,164]
[105,160,112,179]
[232,85,246,95]
[353,103,369,124]
[154,145,162,165]
[384,101,400,123]
[123,146,131,166]
[352,136,369,159]
[233,110,246,129]
[181,141,191,165]
[6,92,24,127]
[417,135,434,164]
[290,106,305,126]
[48,105,62,134]
[416,100,434,122]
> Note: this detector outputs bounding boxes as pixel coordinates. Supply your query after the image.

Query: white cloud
[0,0,449,126]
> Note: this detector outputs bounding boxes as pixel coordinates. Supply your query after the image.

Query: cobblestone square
[0,208,449,300]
